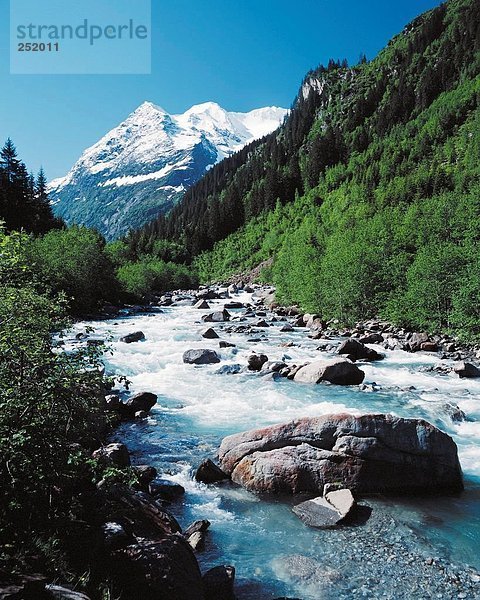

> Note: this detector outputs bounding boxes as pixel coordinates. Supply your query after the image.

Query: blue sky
[0,0,441,180]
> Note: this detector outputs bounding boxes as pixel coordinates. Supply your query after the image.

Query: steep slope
[129,0,480,337]
[49,103,287,240]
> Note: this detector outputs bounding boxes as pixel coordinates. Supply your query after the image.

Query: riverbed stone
[183,349,221,365]
[247,353,268,371]
[218,414,463,495]
[123,391,158,414]
[453,361,480,378]
[195,459,229,484]
[202,310,231,323]
[337,338,384,362]
[92,443,130,468]
[194,300,210,309]
[294,358,365,385]
[203,565,236,600]
[202,328,220,339]
[120,331,145,344]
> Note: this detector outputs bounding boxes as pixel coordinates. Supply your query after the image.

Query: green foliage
[117,257,198,301]
[31,226,119,314]
[0,228,108,542]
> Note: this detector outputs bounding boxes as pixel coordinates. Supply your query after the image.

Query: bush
[31,226,119,314]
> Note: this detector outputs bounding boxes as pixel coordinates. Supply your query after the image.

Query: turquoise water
[73,293,480,599]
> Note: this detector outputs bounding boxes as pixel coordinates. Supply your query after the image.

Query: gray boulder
[120,331,145,344]
[123,391,157,414]
[202,310,231,323]
[92,443,130,467]
[453,361,480,378]
[183,349,221,365]
[194,299,210,309]
[292,488,355,528]
[202,328,220,339]
[218,414,463,495]
[337,338,384,362]
[247,354,269,371]
[195,459,229,484]
[294,358,365,385]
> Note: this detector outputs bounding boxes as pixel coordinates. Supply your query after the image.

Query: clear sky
[0,0,442,180]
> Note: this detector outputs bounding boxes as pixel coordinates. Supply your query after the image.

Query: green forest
[128,0,480,338]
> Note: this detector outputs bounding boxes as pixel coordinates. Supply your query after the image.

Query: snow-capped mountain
[49,102,288,239]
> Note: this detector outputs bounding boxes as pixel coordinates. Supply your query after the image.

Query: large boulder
[203,565,236,600]
[183,349,221,365]
[294,358,365,385]
[218,414,463,495]
[453,361,480,378]
[92,443,130,468]
[337,338,384,362]
[112,537,205,600]
[123,392,157,414]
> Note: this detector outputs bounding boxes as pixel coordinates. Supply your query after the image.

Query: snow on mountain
[49,101,288,239]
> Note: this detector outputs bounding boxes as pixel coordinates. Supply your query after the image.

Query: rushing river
[72,291,480,599]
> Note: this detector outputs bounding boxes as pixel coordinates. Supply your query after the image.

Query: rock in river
[337,338,384,361]
[453,361,480,378]
[294,358,365,385]
[183,349,221,365]
[218,414,463,495]
[292,488,355,528]
[120,331,145,343]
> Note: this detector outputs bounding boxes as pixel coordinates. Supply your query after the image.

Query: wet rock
[255,319,269,328]
[218,414,463,495]
[407,332,430,352]
[444,403,467,422]
[0,574,49,600]
[92,443,130,468]
[105,394,121,410]
[202,328,220,339]
[149,479,185,501]
[121,391,157,416]
[203,565,236,600]
[280,323,294,332]
[194,300,210,309]
[135,410,148,419]
[247,353,269,371]
[225,302,244,309]
[195,459,229,484]
[183,349,221,365]
[184,521,210,552]
[294,358,365,385]
[337,338,384,361]
[112,537,205,600]
[134,465,158,486]
[219,341,236,349]
[358,333,384,344]
[114,488,181,537]
[262,361,287,373]
[292,488,355,528]
[120,331,145,344]
[202,310,231,323]
[453,361,480,378]
[215,364,242,375]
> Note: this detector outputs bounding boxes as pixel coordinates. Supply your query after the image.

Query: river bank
[59,282,480,599]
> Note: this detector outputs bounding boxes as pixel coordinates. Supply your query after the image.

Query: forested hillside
[128,0,480,337]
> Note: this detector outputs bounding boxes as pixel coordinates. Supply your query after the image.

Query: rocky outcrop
[293,358,365,385]
[218,414,463,495]
[203,565,236,600]
[183,349,221,365]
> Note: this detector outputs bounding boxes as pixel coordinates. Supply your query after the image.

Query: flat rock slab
[293,496,343,528]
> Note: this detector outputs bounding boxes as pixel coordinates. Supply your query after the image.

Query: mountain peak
[49,100,288,239]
